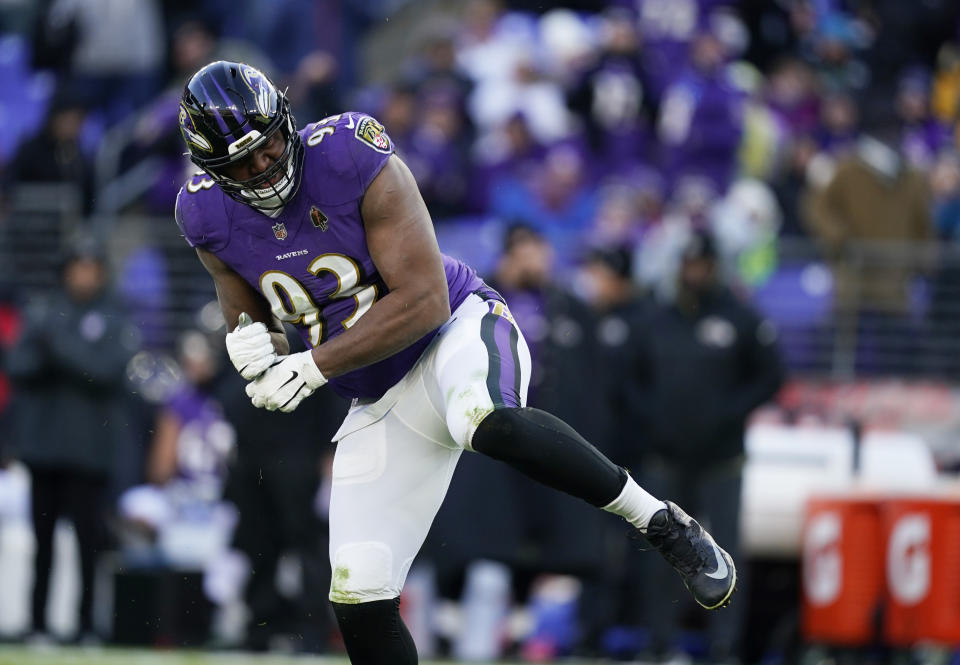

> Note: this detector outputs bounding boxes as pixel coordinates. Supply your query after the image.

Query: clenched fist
[225,312,276,380]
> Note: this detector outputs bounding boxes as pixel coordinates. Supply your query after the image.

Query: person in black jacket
[629,230,784,664]
[5,91,94,213]
[578,246,649,466]
[6,239,138,641]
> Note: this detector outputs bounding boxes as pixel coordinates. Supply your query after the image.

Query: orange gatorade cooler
[882,498,960,646]
[802,496,884,645]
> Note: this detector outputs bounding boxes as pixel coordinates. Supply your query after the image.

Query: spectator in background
[896,67,954,171]
[458,1,571,143]
[588,182,648,248]
[471,111,547,212]
[931,43,960,132]
[404,28,474,107]
[624,168,669,244]
[118,330,236,568]
[857,0,957,114]
[123,19,220,216]
[577,246,647,464]
[5,239,138,642]
[286,50,342,123]
[799,10,870,94]
[635,178,716,299]
[815,90,860,156]
[456,0,534,94]
[632,0,734,97]
[657,27,744,198]
[772,135,815,240]
[629,230,784,664]
[367,39,480,221]
[490,144,598,265]
[734,62,785,183]
[710,178,784,288]
[566,7,657,178]
[215,0,324,76]
[764,57,821,139]
[471,51,572,146]
[377,84,419,156]
[6,92,93,213]
[32,0,165,126]
[402,87,473,219]
[806,127,934,374]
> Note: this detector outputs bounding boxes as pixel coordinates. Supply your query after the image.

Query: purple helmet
[179,61,304,210]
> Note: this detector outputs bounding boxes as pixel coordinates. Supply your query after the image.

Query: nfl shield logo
[272,222,287,240]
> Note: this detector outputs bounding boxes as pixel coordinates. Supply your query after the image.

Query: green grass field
[0,646,561,665]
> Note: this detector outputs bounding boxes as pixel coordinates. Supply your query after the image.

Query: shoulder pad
[299,112,395,204]
[175,173,228,250]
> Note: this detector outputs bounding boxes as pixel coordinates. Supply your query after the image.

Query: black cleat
[644,501,736,610]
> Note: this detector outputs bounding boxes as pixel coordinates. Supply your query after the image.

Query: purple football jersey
[176,112,483,399]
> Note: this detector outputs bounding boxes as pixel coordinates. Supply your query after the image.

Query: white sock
[602,475,667,532]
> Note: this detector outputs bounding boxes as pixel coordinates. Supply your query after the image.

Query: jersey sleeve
[299,112,395,206]
[174,174,230,251]
[344,112,395,194]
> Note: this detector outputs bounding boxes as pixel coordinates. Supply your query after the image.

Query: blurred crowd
[0,0,959,662]
[0,0,959,371]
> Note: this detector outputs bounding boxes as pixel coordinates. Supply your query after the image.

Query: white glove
[245,350,327,412]
[225,312,276,380]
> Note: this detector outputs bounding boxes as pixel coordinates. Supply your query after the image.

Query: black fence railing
[767,238,958,380]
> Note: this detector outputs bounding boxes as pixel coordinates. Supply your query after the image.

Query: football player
[175,61,736,663]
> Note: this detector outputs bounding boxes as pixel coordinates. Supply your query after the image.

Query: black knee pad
[471,406,627,507]
[332,597,418,664]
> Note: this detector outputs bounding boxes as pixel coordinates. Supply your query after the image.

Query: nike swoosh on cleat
[705,541,729,580]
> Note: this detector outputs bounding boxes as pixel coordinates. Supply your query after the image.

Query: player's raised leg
[439,293,737,611]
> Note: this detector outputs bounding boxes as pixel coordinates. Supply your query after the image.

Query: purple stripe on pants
[493,314,520,407]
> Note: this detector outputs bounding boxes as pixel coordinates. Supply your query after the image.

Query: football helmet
[179,60,304,210]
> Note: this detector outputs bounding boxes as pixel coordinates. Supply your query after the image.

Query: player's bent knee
[470,405,524,456]
[329,541,399,604]
[444,383,496,450]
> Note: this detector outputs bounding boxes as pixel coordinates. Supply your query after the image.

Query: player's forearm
[310,288,449,378]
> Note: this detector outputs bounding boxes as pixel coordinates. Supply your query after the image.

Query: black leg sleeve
[470,407,628,507]
[332,597,418,665]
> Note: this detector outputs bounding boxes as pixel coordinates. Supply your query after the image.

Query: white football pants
[327,293,531,604]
